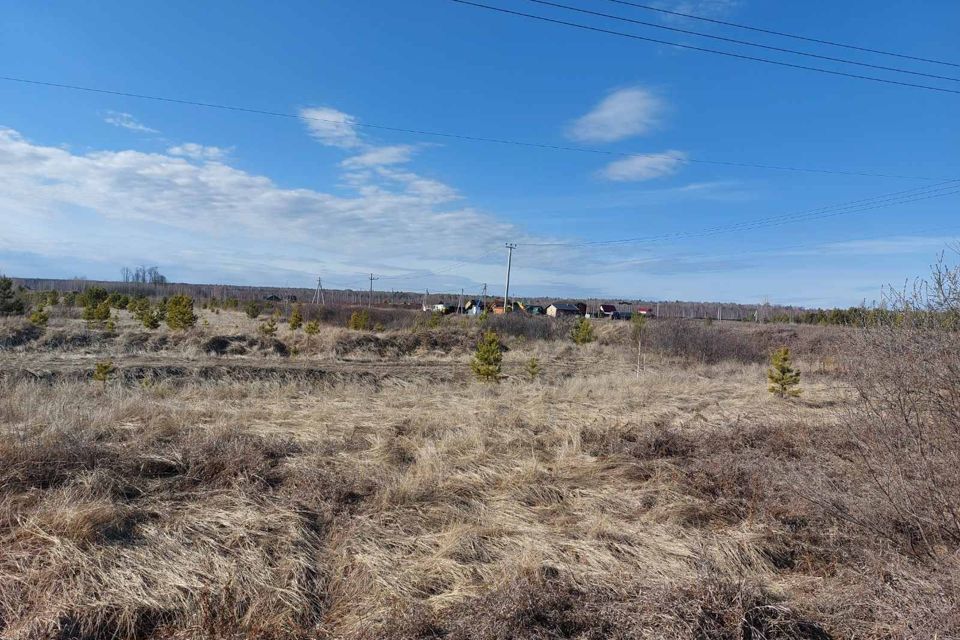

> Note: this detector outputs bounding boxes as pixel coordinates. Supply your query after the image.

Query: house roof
[549,303,580,312]
[599,304,617,312]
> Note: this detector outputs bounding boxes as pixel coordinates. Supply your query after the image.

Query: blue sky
[1,0,958,306]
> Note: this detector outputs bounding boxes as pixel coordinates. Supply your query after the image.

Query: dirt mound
[203,335,289,357]
[0,320,43,349]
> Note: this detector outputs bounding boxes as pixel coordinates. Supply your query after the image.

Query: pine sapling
[289,305,303,330]
[571,317,595,345]
[768,347,801,398]
[165,294,197,330]
[29,306,49,327]
[525,356,541,381]
[471,330,503,382]
[259,316,278,337]
[93,360,115,387]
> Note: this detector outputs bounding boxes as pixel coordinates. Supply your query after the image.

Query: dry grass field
[1,304,958,639]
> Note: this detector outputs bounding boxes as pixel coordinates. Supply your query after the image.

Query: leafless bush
[483,314,572,340]
[642,319,767,363]
[843,256,960,554]
[304,305,420,330]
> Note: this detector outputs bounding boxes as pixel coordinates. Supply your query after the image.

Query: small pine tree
[289,305,303,330]
[304,320,320,337]
[767,347,801,398]
[155,298,168,321]
[80,286,109,309]
[525,356,541,381]
[46,290,60,306]
[570,317,595,345]
[348,309,370,330]
[1,277,27,315]
[471,330,503,382]
[259,316,278,337]
[93,360,115,386]
[29,307,49,327]
[84,299,112,328]
[142,308,161,330]
[165,294,197,330]
[245,300,262,319]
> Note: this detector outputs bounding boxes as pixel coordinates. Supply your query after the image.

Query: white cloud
[299,107,362,148]
[0,126,551,289]
[103,111,158,134]
[167,143,230,161]
[341,145,416,169]
[599,150,687,181]
[567,87,664,143]
[656,0,739,21]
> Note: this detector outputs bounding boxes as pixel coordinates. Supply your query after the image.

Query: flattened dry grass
[0,355,956,638]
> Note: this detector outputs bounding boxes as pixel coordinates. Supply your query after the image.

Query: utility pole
[368,273,379,308]
[457,288,464,315]
[656,302,660,318]
[311,276,325,305]
[481,283,487,314]
[718,306,722,322]
[503,243,516,312]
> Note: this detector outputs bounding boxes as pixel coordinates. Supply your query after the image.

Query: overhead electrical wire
[523,0,960,83]
[0,75,945,181]
[600,0,960,69]
[445,0,960,95]
[517,179,960,246]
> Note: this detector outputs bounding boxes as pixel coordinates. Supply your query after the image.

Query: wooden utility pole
[368,274,379,308]
[503,243,516,312]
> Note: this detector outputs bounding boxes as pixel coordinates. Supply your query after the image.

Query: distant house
[635,307,654,316]
[464,299,485,315]
[575,302,587,316]
[263,294,282,302]
[598,304,617,317]
[491,303,508,314]
[546,303,580,317]
[432,302,459,314]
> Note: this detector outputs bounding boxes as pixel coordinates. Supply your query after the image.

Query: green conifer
[471,330,503,382]
[165,294,197,330]
[768,347,801,398]
[525,356,541,381]
[289,305,303,330]
[571,317,595,345]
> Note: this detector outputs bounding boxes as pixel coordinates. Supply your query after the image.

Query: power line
[600,0,960,69]
[518,179,960,247]
[445,0,960,95]
[0,75,944,181]
[524,0,960,83]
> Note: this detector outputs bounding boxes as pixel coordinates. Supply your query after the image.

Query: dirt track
[0,354,605,385]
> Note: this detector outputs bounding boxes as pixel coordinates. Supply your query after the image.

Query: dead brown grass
[0,311,957,638]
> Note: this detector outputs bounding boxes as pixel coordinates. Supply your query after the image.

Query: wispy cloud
[599,150,687,181]
[167,143,230,161]
[299,107,363,148]
[341,144,417,169]
[654,0,740,22]
[103,111,158,133]
[567,86,664,143]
